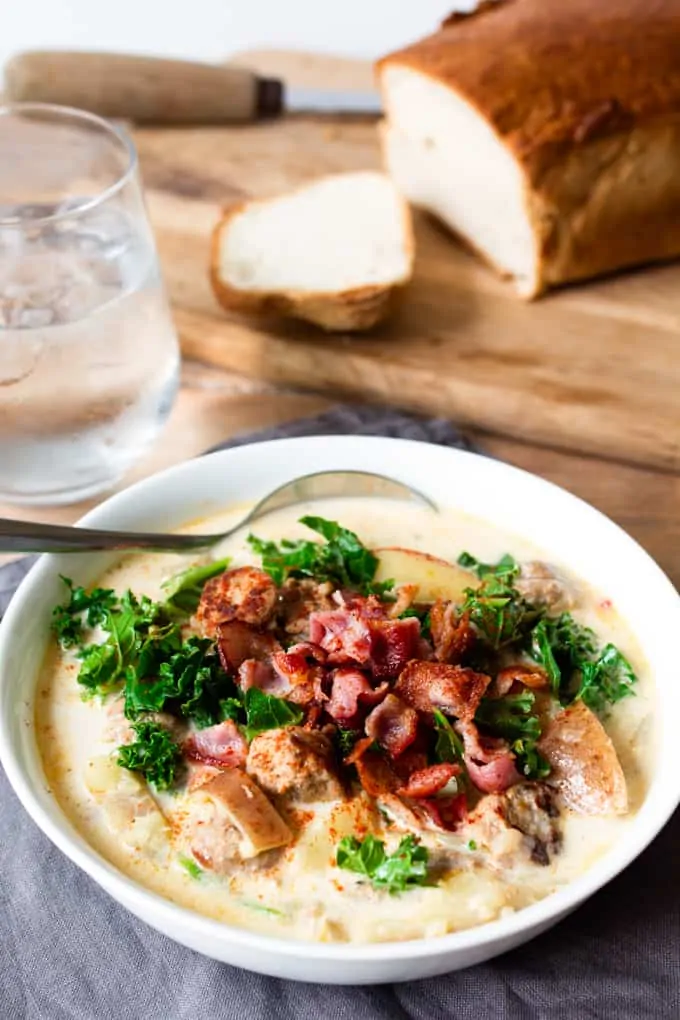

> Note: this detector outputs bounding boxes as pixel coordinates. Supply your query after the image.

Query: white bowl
[1,436,678,984]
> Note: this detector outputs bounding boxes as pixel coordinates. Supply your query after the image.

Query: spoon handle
[0,518,224,554]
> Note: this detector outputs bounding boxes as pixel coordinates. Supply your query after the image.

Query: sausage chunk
[539,701,628,815]
[195,566,277,636]
[515,561,576,612]
[246,726,344,805]
[471,782,561,866]
[177,769,291,873]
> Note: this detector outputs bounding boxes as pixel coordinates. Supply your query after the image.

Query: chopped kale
[161,557,231,615]
[243,688,304,741]
[462,576,538,649]
[336,834,429,894]
[248,516,380,591]
[476,691,549,780]
[117,721,182,790]
[432,709,466,766]
[527,612,636,713]
[51,576,117,648]
[457,552,520,580]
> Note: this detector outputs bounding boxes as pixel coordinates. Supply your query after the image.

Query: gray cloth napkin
[1,407,678,1020]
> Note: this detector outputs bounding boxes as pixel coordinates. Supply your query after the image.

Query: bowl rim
[1,434,678,964]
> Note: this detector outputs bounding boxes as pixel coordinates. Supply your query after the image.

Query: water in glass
[0,105,180,504]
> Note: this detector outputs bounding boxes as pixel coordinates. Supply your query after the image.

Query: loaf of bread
[377,0,680,297]
[210,172,413,331]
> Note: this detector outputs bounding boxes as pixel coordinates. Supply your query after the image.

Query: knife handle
[3,51,284,124]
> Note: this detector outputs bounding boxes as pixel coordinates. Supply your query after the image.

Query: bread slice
[378,0,680,298]
[210,171,414,331]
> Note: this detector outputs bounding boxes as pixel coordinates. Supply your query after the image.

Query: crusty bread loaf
[210,171,414,331]
[377,0,680,298]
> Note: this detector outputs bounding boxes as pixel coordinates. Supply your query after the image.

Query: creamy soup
[36,499,655,943]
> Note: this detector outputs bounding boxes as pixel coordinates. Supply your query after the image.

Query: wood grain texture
[128,51,680,472]
[2,360,677,589]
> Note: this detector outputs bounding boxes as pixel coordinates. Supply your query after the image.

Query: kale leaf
[475,691,541,743]
[576,643,637,714]
[475,691,549,780]
[432,709,466,765]
[243,688,304,741]
[336,834,429,894]
[51,576,117,648]
[124,635,235,729]
[457,552,520,580]
[117,721,182,790]
[527,612,636,713]
[161,557,231,615]
[248,516,381,592]
[529,613,596,696]
[461,576,538,649]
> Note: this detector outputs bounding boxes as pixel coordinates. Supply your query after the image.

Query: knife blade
[284,85,381,117]
[3,51,382,124]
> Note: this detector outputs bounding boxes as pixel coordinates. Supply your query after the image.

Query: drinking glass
[0,103,180,504]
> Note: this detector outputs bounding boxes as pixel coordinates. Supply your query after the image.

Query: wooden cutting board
[133,51,680,473]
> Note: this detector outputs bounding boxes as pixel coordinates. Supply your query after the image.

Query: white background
[0,1,472,72]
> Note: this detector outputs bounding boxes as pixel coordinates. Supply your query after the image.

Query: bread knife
[3,52,382,124]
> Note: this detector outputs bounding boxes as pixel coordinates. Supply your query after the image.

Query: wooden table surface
[1,52,678,589]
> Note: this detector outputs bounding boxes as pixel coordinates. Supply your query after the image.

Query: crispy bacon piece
[355,751,399,796]
[395,661,490,721]
[458,720,520,793]
[466,755,520,794]
[397,762,460,799]
[183,720,248,769]
[309,609,372,664]
[420,793,468,831]
[429,603,475,664]
[270,650,325,706]
[364,693,418,758]
[216,621,280,674]
[286,641,327,663]
[196,567,277,636]
[309,606,420,679]
[325,669,387,724]
[369,617,421,679]
[391,748,429,780]
[495,664,549,694]
[238,658,286,695]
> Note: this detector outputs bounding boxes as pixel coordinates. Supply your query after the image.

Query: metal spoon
[0,470,437,554]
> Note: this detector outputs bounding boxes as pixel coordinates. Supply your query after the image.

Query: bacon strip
[183,720,247,769]
[325,669,387,724]
[495,664,549,693]
[429,603,475,664]
[395,661,490,721]
[397,762,460,799]
[457,720,520,793]
[309,605,420,680]
[309,609,372,664]
[364,693,418,758]
[355,751,399,796]
[369,617,421,680]
[270,650,325,706]
[419,793,468,831]
[216,621,280,674]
